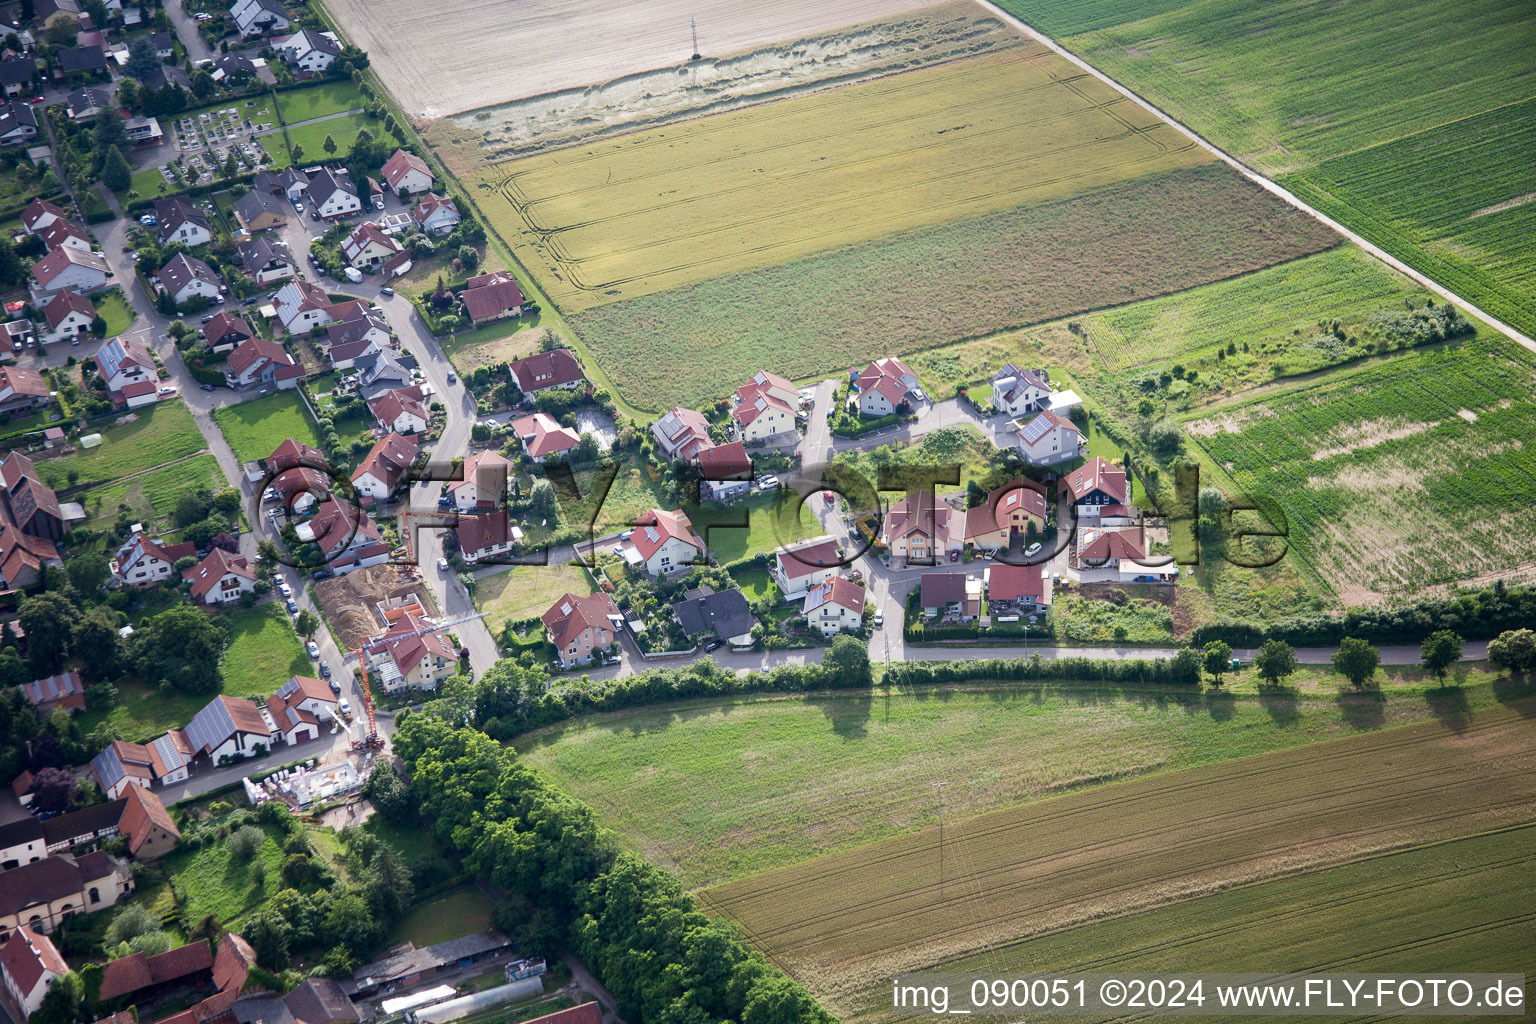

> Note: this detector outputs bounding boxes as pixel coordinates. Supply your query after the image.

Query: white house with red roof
[367,385,430,434]
[772,535,842,601]
[110,525,195,587]
[341,222,403,268]
[350,431,418,502]
[881,490,963,563]
[627,508,706,576]
[39,219,91,254]
[21,198,66,237]
[731,374,797,441]
[184,695,274,763]
[448,450,512,510]
[182,547,256,605]
[273,279,337,333]
[0,367,50,417]
[460,274,523,325]
[696,440,751,503]
[1016,407,1084,466]
[801,577,865,637]
[0,927,67,1015]
[542,591,621,668]
[381,148,434,195]
[412,192,459,235]
[455,509,516,564]
[508,412,579,463]
[1062,457,1129,520]
[93,336,158,408]
[29,245,108,300]
[273,675,338,721]
[650,407,713,461]
[365,610,457,692]
[40,290,93,345]
[296,498,388,573]
[855,357,919,417]
[224,337,303,389]
[984,561,1051,614]
[154,253,222,305]
[508,349,583,398]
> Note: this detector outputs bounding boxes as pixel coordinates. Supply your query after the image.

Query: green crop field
[1046,0,1536,175]
[1187,333,1536,600]
[478,45,1210,313]
[894,827,1536,1024]
[212,391,325,464]
[518,671,1512,890]
[1284,97,1536,339]
[222,603,311,698]
[571,164,1337,410]
[700,700,1536,1014]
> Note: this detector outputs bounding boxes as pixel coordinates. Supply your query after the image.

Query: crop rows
[1190,336,1536,596]
[475,45,1209,311]
[701,704,1536,1016]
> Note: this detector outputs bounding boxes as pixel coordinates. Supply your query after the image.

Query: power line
[932,781,947,882]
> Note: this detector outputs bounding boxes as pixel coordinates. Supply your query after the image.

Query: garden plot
[172,103,278,183]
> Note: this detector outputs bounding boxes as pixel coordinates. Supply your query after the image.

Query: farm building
[345,932,514,997]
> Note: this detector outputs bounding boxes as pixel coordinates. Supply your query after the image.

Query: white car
[873,612,884,628]
[305,641,320,657]
[158,386,176,396]
[293,200,305,213]
[1025,542,1043,557]
[437,557,449,571]
[276,580,292,597]
[338,698,353,719]
[911,388,927,403]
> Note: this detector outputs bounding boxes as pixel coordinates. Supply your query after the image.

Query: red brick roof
[1063,457,1128,504]
[461,279,523,322]
[541,591,620,653]
[697,440,750,479]
[43,288,94,330]
[1079,526,1145,563]
[524,1004,602,1024]
[119,784,180,855]
[381,148,431,190]
[182,547,254,601]
[630,508,701,560]
[351,431,419,489]
[509,349,582,393]
[986,561,1043,602]
[0,929,66,996]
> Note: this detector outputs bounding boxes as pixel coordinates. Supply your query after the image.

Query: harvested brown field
[569,164,1340,410]
[314,564,441,651]
[476,44,1210,311]
[428,4,1020,171]
[323,0,947,120]
[699,700,1536,1015]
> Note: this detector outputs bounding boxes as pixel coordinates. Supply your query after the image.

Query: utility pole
[932,781,947,882]
[690,16,700,60]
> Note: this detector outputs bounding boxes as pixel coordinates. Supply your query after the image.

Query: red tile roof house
[224,337,304,390]
[367,385,430,434]
[350,431,419,503]
[0,367,51,418]
[855,356,919,417]
[984,561,1050,614]
[365,610,457,692]
[0,927,67,1016]
[627,508,706,577]
[182,547,256,605]
[696,440,751,503]
[0,520,62,589]
[412,192,460,235]
[340,221,402,269]
[772,535,842,601]
[455,509,516,564]
[1015,407,1084,466]
[0,452,64,543]
[460,274,524,326]
[154,253,223,306]
[20,670,85,714]
[40,289,93,345]
[880,490,962,564]
[95,939,214,1008]
[295,497,389,574]
[266,690,322,746]
[509,349,583,399]
[21,198,66,237]
[542,591,621,668]
[649,406,713,461]
[184,696,275,764]
[92,336,158,409]
[1061,457,1129,520]
[29,245,108,301]
[201,312,255,354]
[801,576,865,637]
[381,148,434,195]
[38,218,92,255]
[731,373,798,442]
[273,279,351,334]
[448,450,512,511]
[509,411,579,463]
[110,526,196,586]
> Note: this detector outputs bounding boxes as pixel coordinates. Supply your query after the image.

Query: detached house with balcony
[365,610,457,692]
[381,148,433,195]
[448,450,512,510]
[650,406,713,461]
[509,349,583,399]
[542,591,621,668]
[152,198,211,247]
[349,431,418,502]
[990,363,1050,417]
[30,246,108,301]
[772,535,841,601]
[225,337,303,390]
[1015,407,1083,466]
[93,336,157,408]
[802,577,865,637]
[110,526,195,587]
[155,253,222,306]
[855,357,919,417]
[183,548,256,605]
[39,290,93,345]
[627,508,706,576]
[731,371,797,442]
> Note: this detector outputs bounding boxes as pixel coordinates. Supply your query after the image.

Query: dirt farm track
[321,0,948,119]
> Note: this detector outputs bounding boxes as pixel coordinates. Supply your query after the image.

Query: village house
[772,536,841,601]
[0,852,131,937]
[210,51,260,86]
[91,737,190,799]
[650,406,713,461]
[202,311,256,354]
[367,385,430,434]
[234,188,288,233]
[184,695,273,763]
[237,235,296,285]
[22,199,66,236]
[225,337,303,390]
[0,320,32,356]
[275,28,340,72]
[155,252,223,305]
[350,431,418,502]
[1077,522,1175,583]
[1015,407,1084,466]
[0,522,62,589]
[508,411,579,463]
[296,497,389,574]
[273,279,350,333]
[93,336,158,408]
[341,221,402,269]
[353,348,412,394]
[456,509,518,564]
[95,938,214,1008]
[881,490,962,564]
[381,149,433,195]
[20,670,84,715]
[508,349,583,399]
[448,450,512,510]
[802,577,865,637]
[271,675,338,723]
[990,363,1051,417]
[124,115,164,147]
[0,815,45,868]
[984,561,1050,616]
[963,480,1049,554]
[0,100,37,147]
[182,547,256,605]
[696,440,750,503]
[110,526,196,586]
[0,928,67,1017]
[40,289,94,345]
[230,0,290,37]
[627,508,706,576]
[0,366,52,418]
[542,591,622,668]
[152,197,212,247]
[307,167,361,221]
[1,450,68,544]
[674,584,755,647]
[460,272,523,326]
[39,218,91,253]
[731,371,797,442]
[920,571,981,621]
[65,85,110,120]
[266,685,325,746]
[412,192,459,235]
[1062,457,1129,521]
[365,609,457,692]
[30,245,108,300]
[855,357,920,417]
[0,56,32,100]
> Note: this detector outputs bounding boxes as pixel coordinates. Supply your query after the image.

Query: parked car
[758,474,780,490]
[199,383,214,391]
[824,491,835,505]
[338,698,353,719]
[293,200,305,213]
[436,495,453,508]
[873,611,884,628]
[305,640,320,657]
[704,639,723,652]
[328,678,341,694]
[276,579,292,596]
[70,336,80,346]
[912,388,927,403]
[446,372,456,384]
[139,215,157,226]
[286,598,298,613]
[201,314,214,324]
[612,544,624,556]
[379,286,394,297]
[1025,542,1042,557]
[311,568,333,581]
[319,662,331,678]
[158,386,176,395]
[619,529,634,541]
[242,296,259,306]
[437,557,449,571]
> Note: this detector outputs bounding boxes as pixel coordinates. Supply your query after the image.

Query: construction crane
[350,609,486,750]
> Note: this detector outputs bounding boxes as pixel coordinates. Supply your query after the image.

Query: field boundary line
[967,0,1536,356]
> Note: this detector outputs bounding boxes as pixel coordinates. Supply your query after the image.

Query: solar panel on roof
[1019,415,1053,444]
[151,734,185,772]
[92,746,125,790]
[184,698,236,755]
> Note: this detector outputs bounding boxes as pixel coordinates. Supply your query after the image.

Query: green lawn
[36,402,207,489]
[95,288,137,337]
[69,454,229,538]
[264,113,378,169]
[159,821,286,924]
[212,390,324,464]
[476,563,595,634]
[832,425,1002,509]
[78,678,212,744]
[729,567,780,604]
[389,887,491,946]
[690,492,817,564]
[222,603,311,699]
[517,670,1515,889]
[275,81,367,123]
